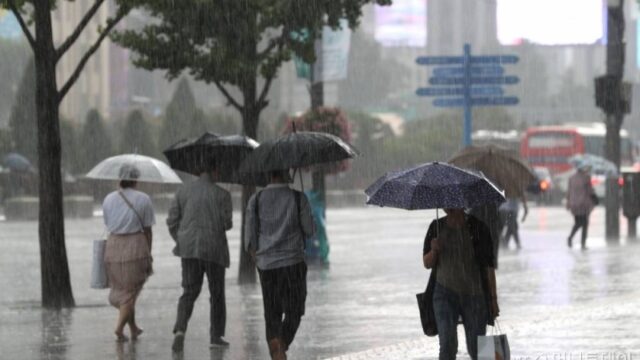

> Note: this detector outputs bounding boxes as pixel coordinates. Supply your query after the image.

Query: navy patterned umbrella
[365,162,505,210]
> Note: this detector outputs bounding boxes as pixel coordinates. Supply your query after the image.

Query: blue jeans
[433,283,487,360]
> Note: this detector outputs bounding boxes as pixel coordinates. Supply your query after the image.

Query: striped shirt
[244,184,315,270]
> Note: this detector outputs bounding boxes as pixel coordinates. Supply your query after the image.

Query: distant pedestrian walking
[423,208,500,360]
[167,169,233,351]
[244,170,315,360]
[499,197,528,249]
[566,164,596,250]
[102,165,155,342]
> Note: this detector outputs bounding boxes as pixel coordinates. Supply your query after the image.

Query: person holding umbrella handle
[423,208,499,359]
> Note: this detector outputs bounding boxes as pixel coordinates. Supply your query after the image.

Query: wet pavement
[1,205,639,359]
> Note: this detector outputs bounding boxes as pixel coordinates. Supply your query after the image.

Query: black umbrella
[164,132,267,185]
[238,131,359,174]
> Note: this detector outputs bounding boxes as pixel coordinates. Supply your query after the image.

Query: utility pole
[310,40,326,213]
[599,0,627,240]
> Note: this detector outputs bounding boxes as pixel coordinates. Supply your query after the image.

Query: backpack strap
[118,190,145,233]
[253,190,262,251]
[294,191,307,249]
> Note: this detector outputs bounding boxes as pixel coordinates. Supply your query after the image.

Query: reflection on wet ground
[0,206,639,359]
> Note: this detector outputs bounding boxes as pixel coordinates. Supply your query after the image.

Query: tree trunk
[237,81,259,284]
[310,69,326,214]
[34,1,75,308]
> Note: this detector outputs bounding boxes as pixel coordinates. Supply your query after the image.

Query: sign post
[416,44,520,147]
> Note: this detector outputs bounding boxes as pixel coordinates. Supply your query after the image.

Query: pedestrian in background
[423,208,500,360]
[566,163,596,250]
[167,165,233,351]
[244,169,315,360]
[102,165,154,342]
[499,196,528,249]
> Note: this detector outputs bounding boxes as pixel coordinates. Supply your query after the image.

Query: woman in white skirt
[102,165,155,342]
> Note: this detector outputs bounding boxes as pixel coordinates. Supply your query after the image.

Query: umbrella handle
[436,208,440,237]
[297,168,304,193]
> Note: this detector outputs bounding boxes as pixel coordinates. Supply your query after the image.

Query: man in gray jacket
[167,168,232,351]
[244,169,315,360]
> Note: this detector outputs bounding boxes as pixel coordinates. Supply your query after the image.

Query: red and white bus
[520,123,634,175]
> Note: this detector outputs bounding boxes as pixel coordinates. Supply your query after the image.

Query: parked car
[527,166,562,204]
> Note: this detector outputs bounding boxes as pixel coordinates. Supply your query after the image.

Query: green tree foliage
[112,0,390,283]
[0,38,30,126]
[121,110,156,156]
[337,31,411,111]
[8,57,36,164]
[0,128,12,157]
[383,114,464,168]
[160,77,202,148]
[346,112,394,186]
[78,109,113,173]
[205,112,240,136]
[112,0,391,140]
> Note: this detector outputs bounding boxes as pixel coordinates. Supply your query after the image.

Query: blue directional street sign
[416,86,504,97]
[433,96,519,108]
[472,96,519,106]
[415,43,520,147]
[429,76,519,86]
[416,55,519,66]
[432,66,505,77]
[433,98,466,107]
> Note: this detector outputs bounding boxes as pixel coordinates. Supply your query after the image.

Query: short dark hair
[270,169,291,183]
[120,180,137,188]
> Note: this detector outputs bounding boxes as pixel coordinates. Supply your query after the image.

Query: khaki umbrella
[448,144,536,198]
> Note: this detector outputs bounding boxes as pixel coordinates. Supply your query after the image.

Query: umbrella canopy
[86,154,182,184]
[164,132,266,185]
[238,131,359,174]
[3,152,35,173]
[448,144,536,198]
[568,154,618,176]
[365,162,505,210]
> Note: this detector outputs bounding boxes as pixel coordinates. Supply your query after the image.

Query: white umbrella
[86,154,182,184]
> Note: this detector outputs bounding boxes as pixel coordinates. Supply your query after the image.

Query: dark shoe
[209,337,230,348]
[581,245,588,251]
[567,238,572,248]
[172,332,185,352]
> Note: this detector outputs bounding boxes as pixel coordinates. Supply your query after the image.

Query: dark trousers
[258,262,307,347]
[568,215,589,247]
[173,258,226,339]
[502,211,520,248]
[433,283,487,360]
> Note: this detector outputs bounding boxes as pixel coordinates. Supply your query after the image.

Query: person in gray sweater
[167,169,232,351]
[244,170,315,360]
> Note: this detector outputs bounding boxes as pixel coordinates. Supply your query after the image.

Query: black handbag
[590,193,599,206]
[416,281,438,336]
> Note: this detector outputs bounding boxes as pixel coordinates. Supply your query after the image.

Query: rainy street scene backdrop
[1,0,640,359]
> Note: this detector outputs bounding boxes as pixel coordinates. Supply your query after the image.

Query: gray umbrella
[238,131,359,174]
